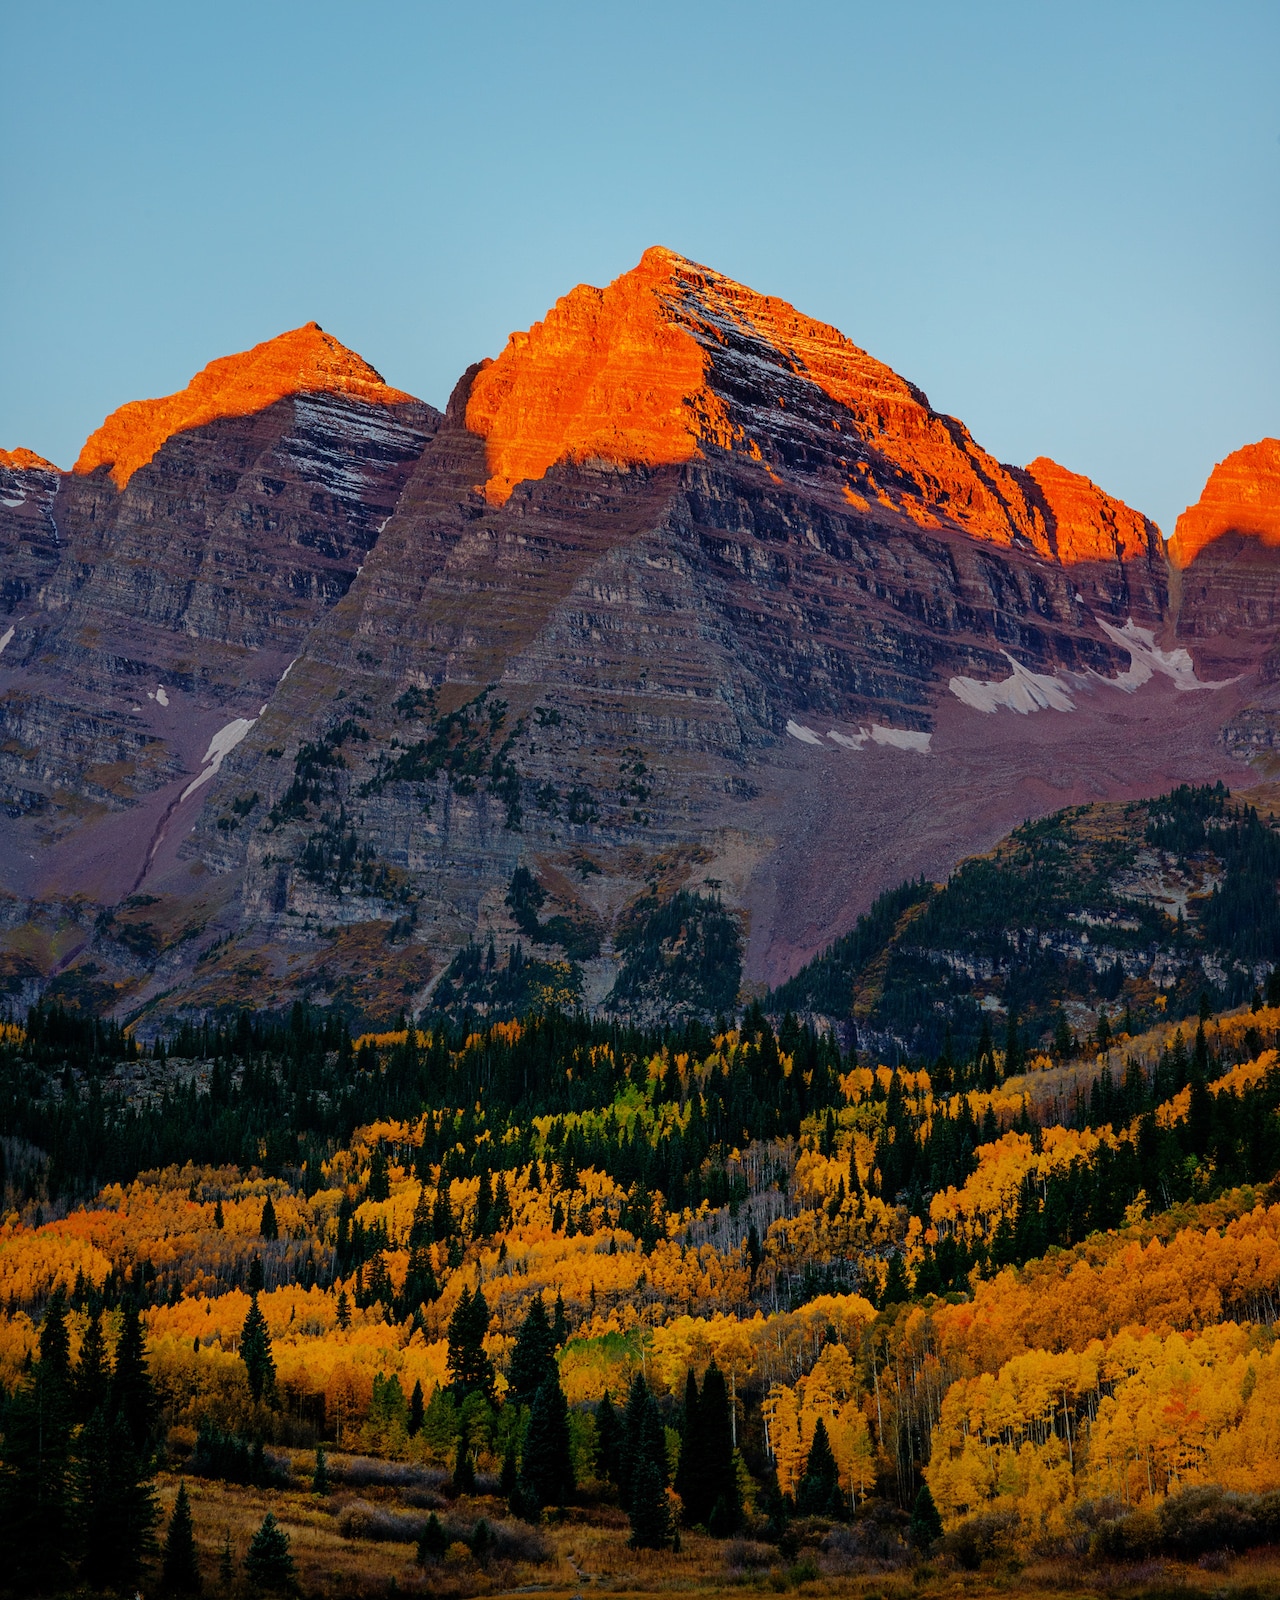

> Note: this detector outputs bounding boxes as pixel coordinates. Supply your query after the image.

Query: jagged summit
[73,322,417,489]
[0,447,59,472]
[1169,438,1280,569]
[464,247,1161,587]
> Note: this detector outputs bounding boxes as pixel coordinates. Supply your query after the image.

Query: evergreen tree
[218,1531,235,1589]
[335,1288,351,1329]
[881,1252,910,1308]
[508,1298,557,1408]
[595,1391,624,1489]
[909,1483,943,1550]
[552,1290,569,1346]
[248,1254,265,1292]
[519,1373,575,1512]
[407,1378,425,1437]
[0,1361,73,1591]
[447,1286,496,1401]
[452,1419,477,1495]
[245,1511,296,1593]
[417,1512,448,1562]
[368,1141,390,1202]
[213,1199,224,1229]
[240,1292,276,1403]
[673,1369,702,1518]
[74,1306,110,1423]
[162,1480,201,1592]
[795,1418,843,1518]
[628,1454,673,1549]
[260,1194,279,1239]
[311,1444,330,1495]
[73,1402,159,1592]
[112,1299,158,1456]
[698,1360,740,1534]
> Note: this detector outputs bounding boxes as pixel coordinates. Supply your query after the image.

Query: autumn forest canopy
[2,783,1280,1596]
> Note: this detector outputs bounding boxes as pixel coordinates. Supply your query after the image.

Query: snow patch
[147,686,170,707]
[870,724,931,753]
[949,653,1077,715]
[0,494,24,509]
[1094,619,1234,693]
[180,717,257,801]
[786,718,824,746]
[827,729,868,750]
[0,626,13,656]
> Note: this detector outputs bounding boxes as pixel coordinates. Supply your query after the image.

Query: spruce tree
[619,1372,651,1508]
[74,1402,159,1591]
[0,1360,73,1591]
[417,1512,448,1562]
[240,1292,276,1403]
[260,1194,279,1239]
[368,1141,390,1202]
[162,1480,201,1592]
[335,1289,351,1329]
[447,1286,496,1401]
[795,1418,843,1517]
[519,1373,575,1512]
[628,1454,673,1549]
[595,1391,623,1489]
[909,1482,943,1550]
[74,1306,110,1423]
[699,1360,741,1535]
[218,1531,235,1589]
[407,1378,425,1436]
[552,1290,569,1346]
[673,1369,702,1519]
[508,1298,557,1408]
[452,1418,477,1495]
[245,1511,296,1593]
[113,1300,158,1456]
[311,1444,330,1495]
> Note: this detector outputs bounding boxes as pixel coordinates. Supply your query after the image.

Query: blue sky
[2,0,1276,534]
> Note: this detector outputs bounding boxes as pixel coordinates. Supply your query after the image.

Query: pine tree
[162,1480,201,1592]
[74,1306,110,1423]
[417,1512,448,1562]
[447,1286,496,1400]
[218,1531,235,1589]
[552,1290,569,1346]
[519,1373,576,1512]
[699,1360,740,1534]
[74,1402,159,1591]
[335,1289,351,1329]
[248,1254,265,1292]
[881,1252,910,1307]
[674,1369,702,1519]
[795,1418,843,1517]
[0,1360,73,1591]
[213,1198,224,1229]
[408,1378,425,1437]
[909,1483,943,1550]
[452,1419,477,1495]
[508,1298,557,1408]
[260,1194,279,1239]
[240,1292,276,1403]
[595,1391,624,1489]
[245,1511,296,1593]
[112,1300,157,1456]
[628,1454,672,1549]
[311,1444,330,1495]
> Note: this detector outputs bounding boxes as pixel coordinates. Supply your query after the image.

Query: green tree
[245,1511,296,1593]
[335,1289,351,1329]
[595,1391,623,1489]
[74,1306,110,1424]
[628,1454,673,1549]
[368,1142,390,1202]
[407,1378,425,1437]
[699,1360,741,1535]
[162,1480,201,1592]
[551,1290,569,1346]
[452,1418,477,1496]
[508,1298,557,1408]
[112,1301,157,1455]
[240,1292,276,1403]
[447,1285,496,1401]
[73,1403,159,1591]
[0,1361,73,1591]
[311,1444,330,1496]
[417,1512,448,1562]
[260,1194,279,1239]
[795,1418,843,1518]
[909,1482,943,1550]
[673,1369,702,1518]
[520,1373,575,1512]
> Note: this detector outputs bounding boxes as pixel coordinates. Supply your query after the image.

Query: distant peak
[1023,456,1161,565]
[0,446,59,472]
[74,323,416,489]
[1169,438,1280,568]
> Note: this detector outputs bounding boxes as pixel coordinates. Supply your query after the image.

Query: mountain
[0,252,1268,1026]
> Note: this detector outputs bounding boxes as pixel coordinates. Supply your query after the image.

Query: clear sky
[2,0,1276,535]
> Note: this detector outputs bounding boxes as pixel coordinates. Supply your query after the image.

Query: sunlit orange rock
[467,246,1064,555]
[1168,439,1280,568]
[74,322,414,489]
[0,447,58,472]
[1023,455,1161,565]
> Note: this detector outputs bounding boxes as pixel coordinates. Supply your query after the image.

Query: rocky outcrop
[1,448,64,619]
[1171,439,1280,639]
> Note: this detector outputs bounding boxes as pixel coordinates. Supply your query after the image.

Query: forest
[2,784,1280,1597]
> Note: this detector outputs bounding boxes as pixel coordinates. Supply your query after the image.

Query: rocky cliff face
[0,252,1260,1023]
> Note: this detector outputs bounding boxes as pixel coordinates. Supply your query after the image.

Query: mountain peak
[73,322,416,488]
[0,446,59,472]
[1023,455,1162,566]
[1169,438,1280,568]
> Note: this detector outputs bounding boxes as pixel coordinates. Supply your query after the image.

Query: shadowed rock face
[0,252,1262,1023]
[1171,439,1280,642]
